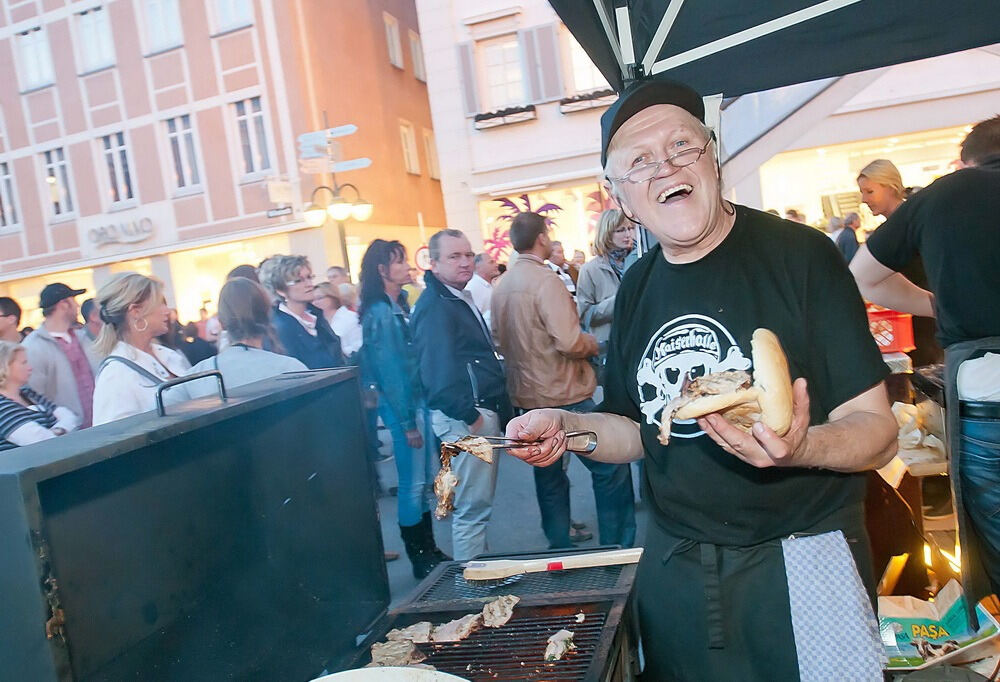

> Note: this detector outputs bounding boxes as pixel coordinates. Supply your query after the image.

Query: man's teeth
[657,184,693,203]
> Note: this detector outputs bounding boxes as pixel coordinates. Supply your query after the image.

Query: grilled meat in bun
[658,329,793,445]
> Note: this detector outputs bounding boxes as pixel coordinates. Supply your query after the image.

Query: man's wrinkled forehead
[606,104,705,169]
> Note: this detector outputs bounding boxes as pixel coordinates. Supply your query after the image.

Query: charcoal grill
[356,598,635,681]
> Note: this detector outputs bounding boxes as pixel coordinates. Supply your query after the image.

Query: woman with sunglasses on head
[92,273,191,426]
[360,239,446,578]
[264,255,344,369]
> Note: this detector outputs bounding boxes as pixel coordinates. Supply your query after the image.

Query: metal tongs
[480,430,598,454]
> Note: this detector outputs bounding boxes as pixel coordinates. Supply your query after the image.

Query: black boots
[400,513,451,580]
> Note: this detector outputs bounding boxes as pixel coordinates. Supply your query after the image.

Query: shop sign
[89,218,154,247]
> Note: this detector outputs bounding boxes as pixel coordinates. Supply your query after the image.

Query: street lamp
[302,182,373,272]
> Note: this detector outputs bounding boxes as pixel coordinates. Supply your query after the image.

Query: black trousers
[636,505,874,681]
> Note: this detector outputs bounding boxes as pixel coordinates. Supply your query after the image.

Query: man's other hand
[504,409,568,467]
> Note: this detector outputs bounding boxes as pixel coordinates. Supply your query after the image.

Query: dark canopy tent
[549,0,1000,96]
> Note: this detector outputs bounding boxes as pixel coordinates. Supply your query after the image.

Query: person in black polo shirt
[852,115,1000,608]
[504,80,898,681]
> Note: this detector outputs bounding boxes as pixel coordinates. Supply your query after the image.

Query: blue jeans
[532,399,637,549]
[380,402,434,527]
[959,416,1000,593]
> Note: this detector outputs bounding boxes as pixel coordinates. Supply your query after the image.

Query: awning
[549,0,1000,96]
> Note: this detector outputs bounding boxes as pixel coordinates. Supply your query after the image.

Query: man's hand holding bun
[699,378,811,468]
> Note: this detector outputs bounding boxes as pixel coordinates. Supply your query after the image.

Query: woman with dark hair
[167,278,305,403]
[360,239,446,577]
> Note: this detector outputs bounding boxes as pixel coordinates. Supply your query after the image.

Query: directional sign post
[296,124,358,159]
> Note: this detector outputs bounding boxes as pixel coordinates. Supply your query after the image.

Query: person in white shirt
[312,282,363,360]
[91,273,191,426]
[0,341,79,450]
[545,241,577,297]
[466,252,499,326]
[167,278,306,403]
[333,283,363,358]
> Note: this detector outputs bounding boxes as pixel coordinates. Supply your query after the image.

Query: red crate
[866,306,915,354]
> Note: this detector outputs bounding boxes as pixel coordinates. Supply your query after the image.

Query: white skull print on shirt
[636,314,750,440]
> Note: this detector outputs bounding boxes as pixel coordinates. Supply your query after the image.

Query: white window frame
[232,96,272,178]
[477,34,526,111]
[383,13,403,69]
[16,26,55,91]
[212,0,253,34]
[143,0,183,54]
[76,6,116,73]
[409,30,426,81]
[164,114,203,194]
[567,37,608,94]
[422,128,439,180]
[41,147,75,219]
[0,161,21,231]
[399,120,420,175]
[100,131,137,207]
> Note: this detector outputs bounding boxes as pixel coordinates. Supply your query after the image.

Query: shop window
[41,147,74,217]
[0,162,19,230]
[77,6,116,73]
[101,131,135,204]
[165,114,201,190]
[409,30,426,81]
[478,34,525,111]
[568,38,607,94]
[383,13,403,69]
[399,121,420,175]
[213,0,252,33]
[16,27,55,91]
[422,128,439,180]
[144,0,183,53]
[233,96,271,176]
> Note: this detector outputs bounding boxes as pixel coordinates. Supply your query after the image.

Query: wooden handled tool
[462,547,643,583]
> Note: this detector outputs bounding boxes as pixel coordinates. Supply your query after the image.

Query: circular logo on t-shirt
[636,314,750,439]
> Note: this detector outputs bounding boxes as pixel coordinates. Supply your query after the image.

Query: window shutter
[519,28,542,103]
[533,24,564,102]
[457,42,480,116]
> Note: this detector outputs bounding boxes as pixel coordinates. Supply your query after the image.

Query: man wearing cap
[504,80,897,679]
[22,284,95,428]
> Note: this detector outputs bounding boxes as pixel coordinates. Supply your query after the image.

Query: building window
[17,27,55,91]
[233,96,271,175]
[77,6,115,72]
[41,148,74,217]
[165,114,201,190]
[213,0,252,32]
[145,0,183,52]
[480,35,525,110]
[0,163,19,229]
[101,131,135,204]
[383,13,403,69]
[568,39,607,94]
[422,129,439,180]
[399,121,420,175]
[409,30,426,81]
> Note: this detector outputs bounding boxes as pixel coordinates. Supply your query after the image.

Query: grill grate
[416,563,626,603]
[415,611,607,680]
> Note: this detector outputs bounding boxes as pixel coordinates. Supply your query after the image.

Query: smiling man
[502,80,898,680]
[411,229,511,561]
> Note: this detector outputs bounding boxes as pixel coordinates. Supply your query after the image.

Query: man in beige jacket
[492,212,636,549]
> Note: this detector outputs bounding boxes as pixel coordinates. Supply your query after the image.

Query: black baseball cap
[39,283,86,309]
[600,79,705,167]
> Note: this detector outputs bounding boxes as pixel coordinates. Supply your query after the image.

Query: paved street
[374,442,648,606]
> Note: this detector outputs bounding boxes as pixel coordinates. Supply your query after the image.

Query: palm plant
[483,193,563,260]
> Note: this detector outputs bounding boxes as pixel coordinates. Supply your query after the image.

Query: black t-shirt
[599,206,889,546]
[865,157,1000,348]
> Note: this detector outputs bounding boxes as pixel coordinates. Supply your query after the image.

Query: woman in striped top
[0,341,80,451]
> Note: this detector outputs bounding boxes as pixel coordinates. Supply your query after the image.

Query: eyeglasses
[608,133,715,184]
[285,274,316,286]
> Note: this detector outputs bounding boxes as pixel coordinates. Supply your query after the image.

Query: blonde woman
[92,273,190,425]
[857,159,905,219]
[577,208,635,350]
[0,341,79,450]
